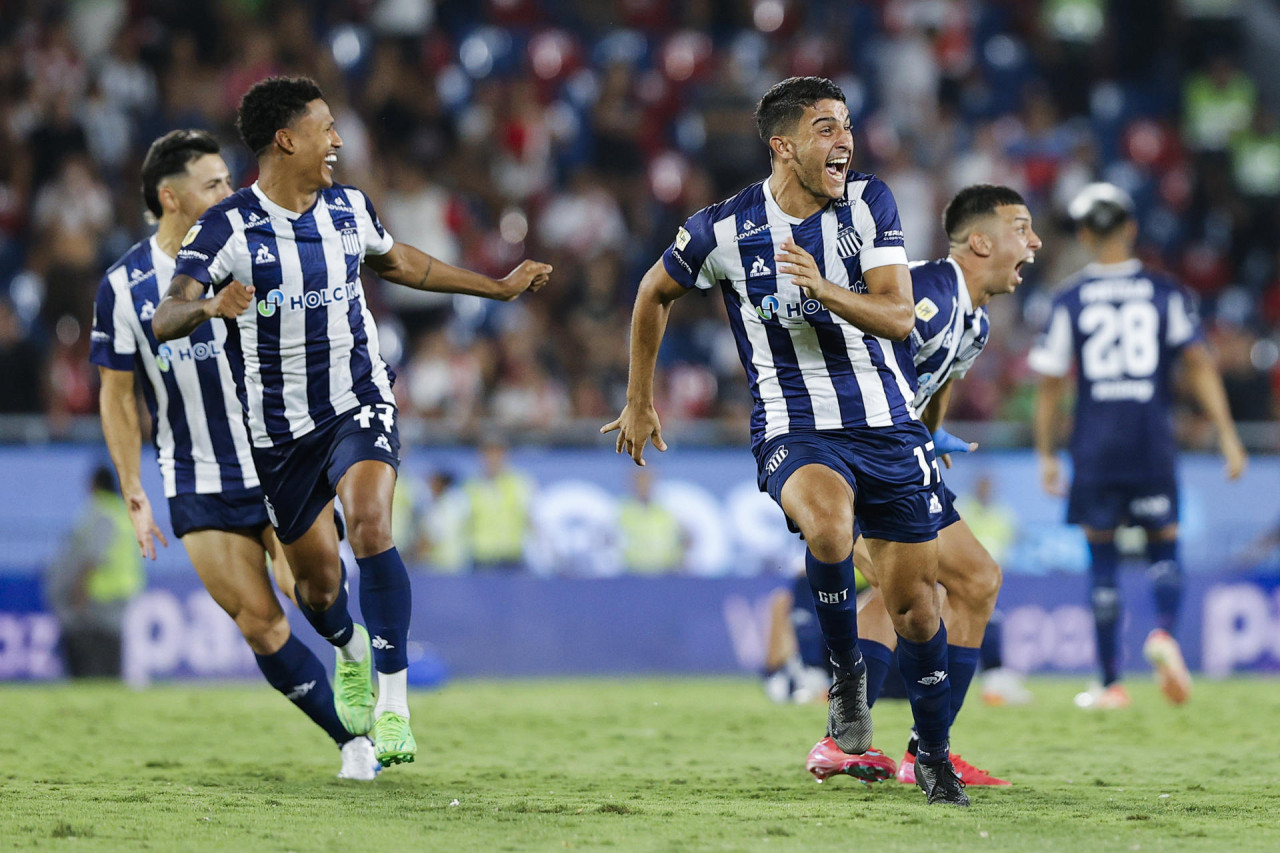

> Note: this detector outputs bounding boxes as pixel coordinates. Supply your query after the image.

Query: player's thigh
[260,526,297,603]
[280,499,343,588]
[853,534,877,586]
[778,464,855,555]
[936,519,1001,606]
[182,528,282,621]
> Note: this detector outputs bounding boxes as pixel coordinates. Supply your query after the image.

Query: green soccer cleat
[372,712,417,766]
[334,624,376,735]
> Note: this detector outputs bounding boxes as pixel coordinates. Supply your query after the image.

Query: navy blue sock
[1089,540,1122,686]
[947,644,981,725]
[358,547,412,673]
[804,550,858,656]
[861,639,894,707]
[896,622,951,763]
[1147,539,1182,636]
[255,634,351,745]
[980,610,1004,671]
[295,565,354,647]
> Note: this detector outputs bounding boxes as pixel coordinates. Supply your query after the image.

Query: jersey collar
[946,256,974,316]
[250,181,314,220]
[1084,258,1142,277]
[149,234,175,276]
[762,176,827,226]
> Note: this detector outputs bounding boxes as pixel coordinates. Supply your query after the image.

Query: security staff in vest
[45,465,145,678]
[618,469,685,574]
[464,436,534,572]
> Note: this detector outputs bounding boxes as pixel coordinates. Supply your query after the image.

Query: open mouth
[324,153,338,171]
[825,155,848,181]
[1014,255,1034,283]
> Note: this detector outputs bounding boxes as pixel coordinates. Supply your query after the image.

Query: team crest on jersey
[675,226,691,250]
[915,298,939,321]
[180,225,200,247]
[340,228,361,256]
[836,225,862,259]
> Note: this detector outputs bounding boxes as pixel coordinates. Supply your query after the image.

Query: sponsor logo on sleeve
[675,226,691,250]
[181,225,201,247]
[915,298,938,321]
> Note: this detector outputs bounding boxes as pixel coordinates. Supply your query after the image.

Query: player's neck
[256,165,319,214]
[153,216,192,259]
[1092,243,1133,265]
[767,169,826,220]
[951,252,991,308]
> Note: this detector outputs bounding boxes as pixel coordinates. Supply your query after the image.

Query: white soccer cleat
[337,736,381,780]
[981,667,1032,706]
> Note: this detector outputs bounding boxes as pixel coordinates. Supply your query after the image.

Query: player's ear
[157,181,180,216]
[274,127,295,155]
[968,228,992,258]
[769,135,793,162]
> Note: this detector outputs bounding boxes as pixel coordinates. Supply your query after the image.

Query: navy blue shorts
[251,402,402,544]
[168,487,270,539]
[756,423,944,544]
[1067,478,1179,530]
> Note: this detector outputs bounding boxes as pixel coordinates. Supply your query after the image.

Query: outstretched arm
[364,242,550,301]
[922,379,978,468]
[1034,374,1070,496]
[98,366,168,559]
[152,275,254,342]
[600,260,689,466]
[1182,342,1247,479]
[774,239,914,340]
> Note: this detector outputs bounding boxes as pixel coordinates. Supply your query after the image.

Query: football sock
[1147,539,1182,636]
[255,633,351,745]
[375,669,410,719]
[980,610,1004,670]
[1089,540,1122,686]
[860,639,894,707]
[295,564,355,650]
[947,644,981,725]
[896,621,951,764]
[804,550,859,656]
[358,547,412,674]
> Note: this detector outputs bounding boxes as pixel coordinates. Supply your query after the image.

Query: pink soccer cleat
[897,750,1010,786]
[805,737,896,784]
[1143,629,1192,705]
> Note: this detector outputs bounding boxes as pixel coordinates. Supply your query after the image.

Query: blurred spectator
[1182,56,1256,153]
[43,464,144,679]
[954,473,1018,566]
[0,297,43,413]
[617,469,686,574]
[420,470,470,573]
[463,437,534,572]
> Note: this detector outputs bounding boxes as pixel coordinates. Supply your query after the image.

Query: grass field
[4,677,1280,852]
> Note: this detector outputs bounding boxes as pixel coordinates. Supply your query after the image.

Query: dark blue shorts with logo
[251,402,402,544]
[168,487,270,539]
[755,422,944,544]
[1067,477,1179,530]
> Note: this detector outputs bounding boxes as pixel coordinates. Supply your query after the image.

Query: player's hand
[124,490,168,560]
[209,280,255,319]
[601,402,668,466]
[498,260,553,301]
[1222,434,1248,481]
[932,427,977,469]
[775,239,831,302]
[1039,454,1066,496]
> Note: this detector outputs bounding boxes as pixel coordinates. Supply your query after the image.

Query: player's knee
[236,610,289,654]
[794,509,853,563]
[971,557,1003,609]
[888,585,940,641]
[345,509,393,556]
[296,577,342,612]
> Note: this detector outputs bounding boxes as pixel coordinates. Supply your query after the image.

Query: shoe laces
[949,753,986,778]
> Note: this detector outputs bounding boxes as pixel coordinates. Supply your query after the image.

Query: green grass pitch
[4,677,1280,851]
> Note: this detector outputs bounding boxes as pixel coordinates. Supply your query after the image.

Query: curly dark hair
[943,184,1027,243]
[754,77,847,145]
[235,76,325,156]
[140,129,221,218]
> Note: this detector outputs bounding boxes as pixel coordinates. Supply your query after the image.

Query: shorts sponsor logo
[375,434,392,453]
[1130,494,1171,518]
[929,493,942,515]
[764,445,788,475]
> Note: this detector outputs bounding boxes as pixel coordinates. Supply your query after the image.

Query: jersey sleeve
[353,189,395,257]
[661,206,719,290]
[1027,300,1074,377]
[1166,286,1204,350]
[174,208,238,288]
[854,176,909,272]
[88,274,137,371]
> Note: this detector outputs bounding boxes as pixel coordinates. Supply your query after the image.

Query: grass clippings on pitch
[3,677,1279,851]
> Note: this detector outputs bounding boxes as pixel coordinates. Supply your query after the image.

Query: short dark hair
[235,75,324,157]
[943,184,1027,243]
[140,129,221,218]
[755,77,847,145]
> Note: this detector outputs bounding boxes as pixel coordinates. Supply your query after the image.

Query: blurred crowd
[2,0,1279,437]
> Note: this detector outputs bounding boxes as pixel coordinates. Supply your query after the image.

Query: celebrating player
[603,77,967,806]
[152,77,551,766]
[1029,183,1246,709]
[806,184,1040,788]
[92,129,379,779]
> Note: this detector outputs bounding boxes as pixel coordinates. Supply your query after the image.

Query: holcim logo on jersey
[756,294,823,322]
[157,340,224,371]
[256,281,360,317]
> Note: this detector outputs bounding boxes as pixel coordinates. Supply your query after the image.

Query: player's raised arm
[775,239,914,340]
[364,242,550,302]
[1181,342,1248,479]
[600,259,689,466]
[152,275,254,342]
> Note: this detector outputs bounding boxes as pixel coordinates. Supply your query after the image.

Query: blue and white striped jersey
[662,172,915,451]
[91,236,258,498]
[908,257,990,414]
[173,182,396,448]
[1028,259,1202,482]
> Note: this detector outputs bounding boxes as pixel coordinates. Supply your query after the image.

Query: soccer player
[92,129,379,779]
[1029,182,1246,709]
[807,184,1040,788]
[603,76,968,806]
[152,77,551,766]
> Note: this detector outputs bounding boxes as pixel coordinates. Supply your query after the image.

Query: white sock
[336,628,367,663]
[375,669,409,717]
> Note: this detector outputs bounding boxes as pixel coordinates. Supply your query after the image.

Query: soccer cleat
[948,753,1010,786]
[915,757,971,806]
[334,624,376,735]
[896,750,917,785]
[337,736,381,780]
[372,711,417,765]
[1143,629,1192,705]
[981,667,1032,706]
[804,737,896,784]
[826,656,874,755]
[1074,682,1131,709]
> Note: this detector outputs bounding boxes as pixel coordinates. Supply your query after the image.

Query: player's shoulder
[321,183,365,209]
[844,170,892,201]
[908,258,957,328]
[677,181,766,245]
[102,237,155,286]
[705,181,767,224]
[208,187,259,218]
